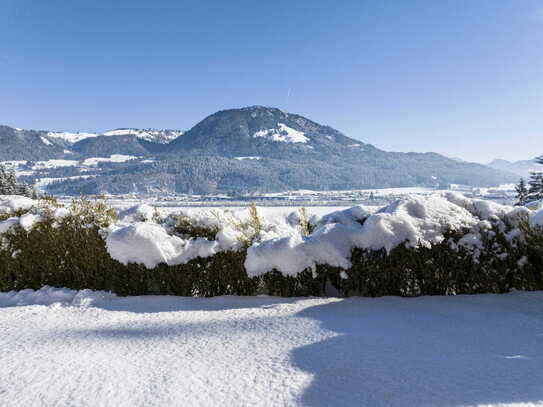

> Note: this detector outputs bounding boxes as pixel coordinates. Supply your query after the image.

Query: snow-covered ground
[61,184,517,209]
[111,203,354,219]
[1,287,542,407]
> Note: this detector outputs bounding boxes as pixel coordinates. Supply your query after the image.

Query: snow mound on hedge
[530,207,543,228]
[245,195,478,277]
[526,199,543,210]
[106,222,219,268]
[0,217,19,235]
[315,205,375,229]
[0,195,36,214]
[18,213,42,231]
[441,192,512,220]
[117,204,157,222]
[168,206,304,249]
[2,193,541,276]
[0,213,42,234]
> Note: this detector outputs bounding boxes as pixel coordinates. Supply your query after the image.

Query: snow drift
[2,288,543,407]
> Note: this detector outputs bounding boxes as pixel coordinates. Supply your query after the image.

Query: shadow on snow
[291,293,543,407]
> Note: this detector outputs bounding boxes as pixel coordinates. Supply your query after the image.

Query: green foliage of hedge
[0,208,30,222]
[171,215,220,241]
[0,215,259,296]
[1,202,542,297]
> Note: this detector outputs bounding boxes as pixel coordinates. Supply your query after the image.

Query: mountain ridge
[488,158,540,179]
[0,106,519,195]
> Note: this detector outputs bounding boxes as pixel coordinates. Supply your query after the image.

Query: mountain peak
[168,106,361,157]
[239,105,288,115]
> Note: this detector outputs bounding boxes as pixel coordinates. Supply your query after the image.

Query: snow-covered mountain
[0,126,67,161]
[0,107,520,195]
[168,106,365,157]
[45,128,183,145]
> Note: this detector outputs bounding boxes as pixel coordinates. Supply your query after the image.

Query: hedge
[0,198,542,297]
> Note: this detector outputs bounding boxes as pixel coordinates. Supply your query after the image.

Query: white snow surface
[103,129,142,136]
[106,222,219,268]
[234,156,262,160]
[0,217,19,235]
[531,208,543,227]
[526,199,543,210]
[18,213,42,231]
[47,131,100,144]
[35,175,96,189]
[0,195,36,214]
[82,155,138,167]
[441,191,513,220]
[1,287,542,406]
[40,136,53,145]
[105,204,316,268]
[117,204,157,222]
[253,123,309,143]
[246,195,478,276]
[103,129,183,143]
[46,129,183,144]
[31,159,80,170]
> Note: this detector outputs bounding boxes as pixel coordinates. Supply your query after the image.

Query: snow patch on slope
[253,123,309,143]
[103,129,184,144]
[35,175,97,189]
[47,132,99,144]
[31,160,80,170]
[46,129,183,145]
[82,155,138,167]
[234,156,261,161]
[40,136,53,146]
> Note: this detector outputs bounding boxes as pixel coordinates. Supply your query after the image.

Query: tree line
[516,155,543,205]
[0,164,35,197]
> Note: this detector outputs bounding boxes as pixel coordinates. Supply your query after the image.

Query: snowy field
[47,184,516,210]
[1,288,543,407]
[129,205,355,219]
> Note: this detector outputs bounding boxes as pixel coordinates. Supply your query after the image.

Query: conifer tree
[528,172,543,202]
[515,178,528,205]
[526,155,543,203]
[0,165,7,192]
[0,164,34,197]
[521,155,543,203]
[0,164,16,194]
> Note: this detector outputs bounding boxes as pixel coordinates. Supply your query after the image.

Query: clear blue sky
[1,0,541,163]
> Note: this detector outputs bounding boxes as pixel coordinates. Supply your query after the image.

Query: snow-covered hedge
[0,194,542,297]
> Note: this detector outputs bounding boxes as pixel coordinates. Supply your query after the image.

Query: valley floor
[1,288,543,407]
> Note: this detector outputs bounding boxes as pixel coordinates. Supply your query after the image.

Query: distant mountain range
[47,128,184,145]
[0,106,519,195]
[487,158,541,179]
[0,126,183,161]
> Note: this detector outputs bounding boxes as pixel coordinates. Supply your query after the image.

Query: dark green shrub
[1,199,542,298]
[171,214,220,240]
[0,208,31,221]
